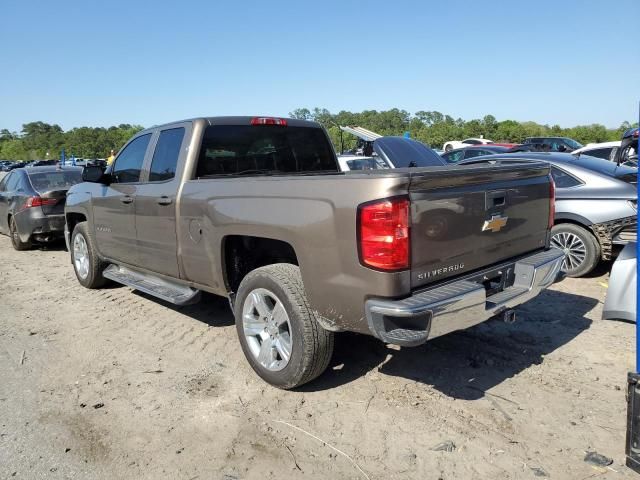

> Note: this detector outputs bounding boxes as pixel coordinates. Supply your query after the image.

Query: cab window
[112,134,152,183]
[149,128,185,182]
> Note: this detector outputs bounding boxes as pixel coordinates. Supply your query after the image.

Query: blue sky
[1,0,637,132]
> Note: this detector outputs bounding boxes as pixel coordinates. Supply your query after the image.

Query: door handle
[120,195,134,204]
[156,196,172,206]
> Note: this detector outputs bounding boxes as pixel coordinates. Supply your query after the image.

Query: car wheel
[445,144,453,152]
[71,222,108,288]
[550,223,600,277]
[9,216,32,251]
[234,263,334,389]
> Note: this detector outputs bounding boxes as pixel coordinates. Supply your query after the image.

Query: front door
[134,125,187,278]
[92,132,153,265]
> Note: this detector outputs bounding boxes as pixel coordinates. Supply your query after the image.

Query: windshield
[196,125,338,177]
[564,138,583,149]
[27,170,82,193]
[345,157,391,170]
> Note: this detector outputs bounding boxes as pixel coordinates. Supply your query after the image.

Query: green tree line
[290,108,637,152]
[0,122,143,161]
[1,112,636,161]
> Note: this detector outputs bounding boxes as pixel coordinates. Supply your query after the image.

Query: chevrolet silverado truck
[65,116,564,389]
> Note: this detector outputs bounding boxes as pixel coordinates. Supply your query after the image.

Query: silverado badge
[482,214,508,233]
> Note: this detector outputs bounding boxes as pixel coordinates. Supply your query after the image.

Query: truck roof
[144,116,322,132]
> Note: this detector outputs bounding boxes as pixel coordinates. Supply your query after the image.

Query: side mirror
[82,165,109,184]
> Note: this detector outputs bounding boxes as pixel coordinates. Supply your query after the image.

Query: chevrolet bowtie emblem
[482,214,508,233]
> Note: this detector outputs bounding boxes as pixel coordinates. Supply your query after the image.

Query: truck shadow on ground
[132,290,236,327]
[303,289,597,399]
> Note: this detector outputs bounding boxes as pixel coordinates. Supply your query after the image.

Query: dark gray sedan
[459,152,637,277]
[0,166,83,250]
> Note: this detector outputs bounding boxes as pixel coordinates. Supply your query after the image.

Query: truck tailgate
[409,162,551,289]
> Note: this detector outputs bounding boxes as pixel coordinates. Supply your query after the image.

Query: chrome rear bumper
[365,249,565,346]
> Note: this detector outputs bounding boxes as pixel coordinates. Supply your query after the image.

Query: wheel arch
[222,235,299,298]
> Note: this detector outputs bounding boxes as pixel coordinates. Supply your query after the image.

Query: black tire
[550,223,600,277]
[71,222,108,289]
[444,144,453,152]
[234,263,334,389]
[9,216,32,251]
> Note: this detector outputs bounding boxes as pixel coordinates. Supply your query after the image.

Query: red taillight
[548,176,556,228]
[24,196,58,208]
[358,197,410,271]
[250,117,288,126]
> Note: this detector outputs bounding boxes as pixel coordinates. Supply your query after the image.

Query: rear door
[408,162,551,289]
[92,132,153,264]
[134,124,189,277]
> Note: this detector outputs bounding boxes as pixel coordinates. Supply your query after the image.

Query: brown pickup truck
[65,116,564,388]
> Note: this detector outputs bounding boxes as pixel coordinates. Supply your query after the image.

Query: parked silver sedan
[460,152,637,277]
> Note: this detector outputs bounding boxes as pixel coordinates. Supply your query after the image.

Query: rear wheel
[234,264,334,389]
[550,223,600,277]
[71,222,108,288]
[9,216,32,251]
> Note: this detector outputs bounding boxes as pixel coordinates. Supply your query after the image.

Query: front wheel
[444,144,453,152]
[550,223,600,277]
[234,264,334,389]
[71,222,108,288]
[9,216,32,251]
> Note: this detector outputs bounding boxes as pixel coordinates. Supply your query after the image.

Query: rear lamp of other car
[250,117,288,126]
[23,196,58,209]
[358,196,410,271]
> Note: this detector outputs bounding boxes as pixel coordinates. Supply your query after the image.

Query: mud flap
[626,372,640,473]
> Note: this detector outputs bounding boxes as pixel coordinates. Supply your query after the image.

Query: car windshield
[345,157,391,170]
[27,170,83,193]
[564,138,583,149]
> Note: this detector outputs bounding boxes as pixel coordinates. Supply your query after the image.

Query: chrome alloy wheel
[73,234,90,279]
[551,231,586,272]
[242,288,292,372]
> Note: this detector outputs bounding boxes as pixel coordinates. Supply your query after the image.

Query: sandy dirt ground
[0,235,635,479]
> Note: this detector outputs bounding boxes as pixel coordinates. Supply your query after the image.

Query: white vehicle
[443,138,493,152]
[572,141,622,160]
[573,141,637,166]
[337,155,388,171]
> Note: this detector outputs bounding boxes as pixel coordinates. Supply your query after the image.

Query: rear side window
[0,173,11,191]
[583,147,612,160]
[196,125,337,177]
[5,173,20,191]
[550,166,582,188]
[27,170,83,193]
[149,128,185,182]
[112,134,152,183]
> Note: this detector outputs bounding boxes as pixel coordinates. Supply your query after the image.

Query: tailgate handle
[486,190,506,209]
